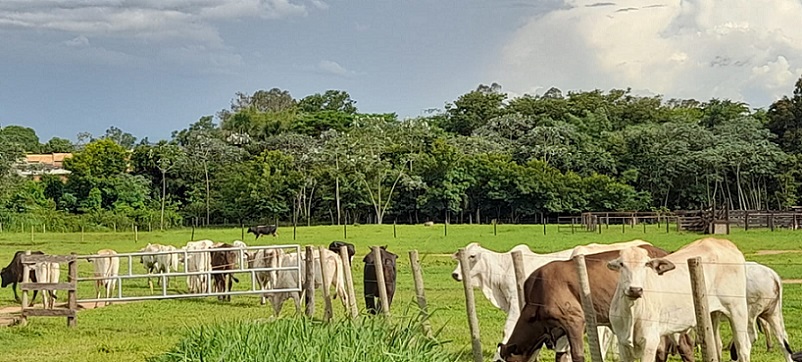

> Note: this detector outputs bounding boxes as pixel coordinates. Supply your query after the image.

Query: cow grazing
[248,225,278,239]
[453,240,651,362]
[184,240,214,294]
[210,243,240,301]
[261,248,347,316]
[363,246,398,315]
[607,238,751,362]
[88,249,120,307]
[499,245,694,362]
[729,262,798,362]
[328,241,355,263]
[247,248,280,305]
[33,261,60,309]
[1,250,43,305]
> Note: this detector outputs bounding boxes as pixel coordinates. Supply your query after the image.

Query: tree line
[2,80,802,230]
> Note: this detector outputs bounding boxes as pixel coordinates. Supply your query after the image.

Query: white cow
[89,249,120,307]
[140,243,180,293]
[33,262,60,309]
[184,240,214,293]
[607,238,751,362]
[452,240,651,362]
[260,248,347,316]
[728,262,796,362]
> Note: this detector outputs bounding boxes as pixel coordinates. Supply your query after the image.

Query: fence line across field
[74,244,303,304]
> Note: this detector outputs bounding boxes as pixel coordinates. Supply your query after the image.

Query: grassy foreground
[0,223,801,361]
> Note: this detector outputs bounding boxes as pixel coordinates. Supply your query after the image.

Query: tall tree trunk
[160,169,166,230]
[204,162,210,226]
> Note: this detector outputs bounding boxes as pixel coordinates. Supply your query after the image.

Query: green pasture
[0,223,801,361]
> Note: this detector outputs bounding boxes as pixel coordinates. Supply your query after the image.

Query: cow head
[607,246,676,299]
[499,333,550,362]
[451,243,485,287]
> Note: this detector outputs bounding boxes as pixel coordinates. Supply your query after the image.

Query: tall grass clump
[150,313,458,362]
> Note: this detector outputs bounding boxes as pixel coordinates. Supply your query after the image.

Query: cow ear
[607,259,622,271]
[647,258,676,275]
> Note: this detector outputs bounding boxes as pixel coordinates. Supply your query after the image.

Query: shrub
[151,315,457,362]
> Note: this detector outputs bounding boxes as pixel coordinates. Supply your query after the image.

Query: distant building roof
[24,153,72,168]
[15,153,73,179]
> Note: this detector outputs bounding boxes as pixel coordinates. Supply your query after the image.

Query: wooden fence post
[688,257,718,362]
[458,248,483,362]
[339,246,359,318]
[20,250,31,326]
[304,246,315,318]
[409,250,432,337]
[134,225,138,242]
[744,210,749,231]
[371,246,391,316]
[68,253,77,327]
[317,246,333,322]
[574,254,604,362]
[511,251,526,311]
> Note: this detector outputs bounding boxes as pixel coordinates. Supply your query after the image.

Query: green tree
[41,137,75,153]
[0,125,40,152]
[298,90,358,114]
[442,84,507,136]
[103,126,137,149]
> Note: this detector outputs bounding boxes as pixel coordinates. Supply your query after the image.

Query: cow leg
[757,317,774,352]
[640,334,662,362]
[677,333,695,362]
[365,295,377,315]
[564,320,586,362]
[728,309,753,362]
[655,337,669,362]
[553,336,570,362]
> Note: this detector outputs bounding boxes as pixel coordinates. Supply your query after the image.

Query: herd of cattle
[454,238,802,362]
[0,237,399,317]
[4,232,801,362]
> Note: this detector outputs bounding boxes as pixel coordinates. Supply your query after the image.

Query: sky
[1,0,802,143]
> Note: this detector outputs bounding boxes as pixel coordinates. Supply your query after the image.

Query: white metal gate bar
[75,244,303,303]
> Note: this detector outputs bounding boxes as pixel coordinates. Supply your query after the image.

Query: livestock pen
[0,225,800,361]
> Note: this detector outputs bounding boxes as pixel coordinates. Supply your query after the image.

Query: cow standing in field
[260,248,347,316]
[139,243,180,293]
[88,249,120,307]
[453,240,652,362]
[248,225,278,239]
[210,243,240,301]
[33,261,60,309]
[184,240,214,294]
[607,238,751,362]
[499,245,694,362]
[363,246,397,315]
[728,262,800,362]
[1,250,43,305]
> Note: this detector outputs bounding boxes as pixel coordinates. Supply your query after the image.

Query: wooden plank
[20,282,75,291]
[23,308,76,317]
[22,255,75,264]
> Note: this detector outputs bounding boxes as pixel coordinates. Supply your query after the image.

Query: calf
[363,246,398,315]
[33,262,60,309]
[607,238,750,362]
[499,246,694,362]
[210,243,240,301]
[1,250,43,305]
[88,249,120,307]
[248,225,278,239]
[328,241,355,263]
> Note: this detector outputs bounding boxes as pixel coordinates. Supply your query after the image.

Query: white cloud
[493,0,802,107]
[318,59,351,76]
[64,35,90,47]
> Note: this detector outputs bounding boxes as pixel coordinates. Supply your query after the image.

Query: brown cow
[210,244,240,301]
[499,246,694,362]
[1,251,44,305]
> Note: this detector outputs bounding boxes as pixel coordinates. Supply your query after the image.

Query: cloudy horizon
[1,0,801,142]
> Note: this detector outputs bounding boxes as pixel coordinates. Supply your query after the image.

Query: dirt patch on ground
[0,301,134,327]
[783,279,802,284]
[754,250,802,255]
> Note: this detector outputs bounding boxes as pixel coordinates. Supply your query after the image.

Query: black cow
[247,225,278,239]
[1,251,44,305]
[328,241,355,263]
[363,246,398,315]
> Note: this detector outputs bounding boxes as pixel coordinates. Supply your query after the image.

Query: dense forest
[2,77,802,230]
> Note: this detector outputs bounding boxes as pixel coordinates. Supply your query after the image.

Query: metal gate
[75,244,302,304]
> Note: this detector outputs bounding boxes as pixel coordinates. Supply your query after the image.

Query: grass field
[0,223,801,361]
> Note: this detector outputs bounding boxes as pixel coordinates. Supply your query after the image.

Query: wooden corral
[20,252,78,327]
